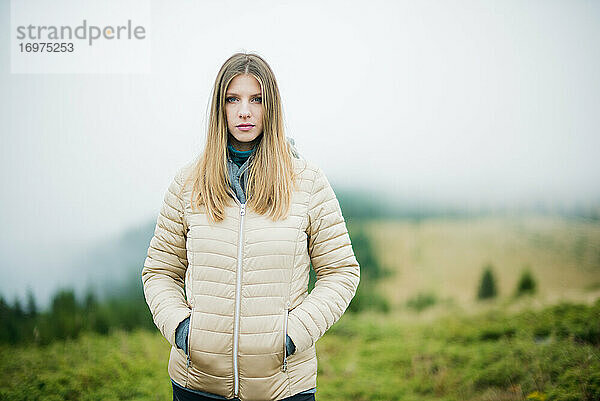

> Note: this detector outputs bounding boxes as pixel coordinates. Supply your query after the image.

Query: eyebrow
[225,92,262,97]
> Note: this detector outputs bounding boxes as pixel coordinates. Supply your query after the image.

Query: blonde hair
[183,52,298,224]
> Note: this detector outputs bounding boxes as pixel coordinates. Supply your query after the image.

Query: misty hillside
[5,185,599,312]
[17,187,397,310]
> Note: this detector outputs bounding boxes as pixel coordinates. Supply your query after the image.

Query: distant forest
[0,194,390,346]
[1,188,598,346]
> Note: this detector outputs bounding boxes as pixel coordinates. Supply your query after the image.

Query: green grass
[2,300,598,401]
[0,330,173,401]
[2,215,598,400]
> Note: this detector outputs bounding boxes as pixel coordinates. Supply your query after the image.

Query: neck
[228,142,254,155]
[228,133,261,151]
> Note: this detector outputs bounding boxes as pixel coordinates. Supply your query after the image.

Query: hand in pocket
[175,315,191,356]
[286,334,296,356]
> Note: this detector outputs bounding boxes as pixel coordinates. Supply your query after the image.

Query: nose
[238,101,251,118]
[238,108,251,118]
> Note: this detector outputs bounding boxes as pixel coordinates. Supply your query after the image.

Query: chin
[232,132,262,143]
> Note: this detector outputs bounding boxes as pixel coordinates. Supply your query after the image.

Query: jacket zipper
[185,263,194,383]
[185,305,194,388]
[186,309,194,367]
[282,300,291,372]
[233,200,246,398]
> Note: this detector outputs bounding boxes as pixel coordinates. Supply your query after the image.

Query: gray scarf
[226,137,301,204]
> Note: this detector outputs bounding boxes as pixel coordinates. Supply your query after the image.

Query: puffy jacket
[141,150,360,401]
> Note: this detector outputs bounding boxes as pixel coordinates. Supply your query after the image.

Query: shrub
[347,282,390,313]
[406,292,437,312]
[477,263,498,300]
[347,225,389,281]
[515,266,537,297]
[478,323,516,341]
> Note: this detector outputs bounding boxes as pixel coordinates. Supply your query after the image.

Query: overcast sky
[1,0,599,304]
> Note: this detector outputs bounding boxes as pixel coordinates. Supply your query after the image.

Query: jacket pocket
[281,300,290,372]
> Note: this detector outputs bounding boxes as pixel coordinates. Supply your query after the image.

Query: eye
[252,96,262,103]
[225,96,237,103]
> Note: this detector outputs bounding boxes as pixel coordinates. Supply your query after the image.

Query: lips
[236,123,255,132]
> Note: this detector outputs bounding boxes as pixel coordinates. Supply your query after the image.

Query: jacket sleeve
[286,166,361,355]
[141,168,192,348]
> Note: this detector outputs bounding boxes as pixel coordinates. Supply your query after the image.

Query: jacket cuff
[165,307,192,349]
[286,312,313,355]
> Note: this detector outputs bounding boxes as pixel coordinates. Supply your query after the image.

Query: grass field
[362,215,600,310]
[1,301,598,401]
[1,215,599,400]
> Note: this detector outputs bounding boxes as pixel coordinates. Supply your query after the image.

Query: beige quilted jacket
[141,156,360,401]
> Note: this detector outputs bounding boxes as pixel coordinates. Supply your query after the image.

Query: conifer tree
[477,263,498,300]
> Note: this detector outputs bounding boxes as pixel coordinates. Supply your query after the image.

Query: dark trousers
[172,382,316,401]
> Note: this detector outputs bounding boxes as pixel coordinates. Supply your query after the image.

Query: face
[224,74,264,151]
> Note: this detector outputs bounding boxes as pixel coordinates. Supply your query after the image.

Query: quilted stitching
[142,169,191,348]
[142,159,360,400]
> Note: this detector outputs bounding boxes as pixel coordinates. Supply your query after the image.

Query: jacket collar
[225,137,300,203]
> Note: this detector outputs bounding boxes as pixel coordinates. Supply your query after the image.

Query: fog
[1,0,599,307]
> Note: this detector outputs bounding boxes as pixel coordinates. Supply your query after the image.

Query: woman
[142,52,360,401]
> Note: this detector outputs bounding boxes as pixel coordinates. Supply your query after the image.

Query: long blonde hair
[183,52,298,223]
